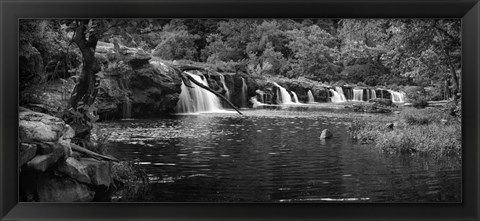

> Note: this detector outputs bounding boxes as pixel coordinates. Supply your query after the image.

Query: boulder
[19,143,37,167]
[27,142,72,172]
[79,158,112,187]
[26,154,56,172]
[320,129,332,139]
[19,111,71,143]
[386,123,394,130]
[94,57,182,119]
[36,174,95,202]
[36,142,71,161]
[57,157,91,184]
[126,51,151,69]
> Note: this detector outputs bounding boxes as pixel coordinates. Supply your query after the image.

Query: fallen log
[71,143,120,162]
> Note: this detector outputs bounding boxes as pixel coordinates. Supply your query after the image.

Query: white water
[335,87,347,101]
[329,89,346,103]
[353,89,363,101]
[250,97,265,108]
[291,91,300,103]
[176,72,223,113]
[241,77,248,107]
[389,90,405,103]
[219,75,230,101]
[307,90,315,103]
[273,82,293,104]
[371,89,377,99]
[122,96,132,119]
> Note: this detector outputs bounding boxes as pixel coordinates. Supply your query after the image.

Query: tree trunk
[435,24,460,100]
[65,20,102,141]
[69,20,101,108]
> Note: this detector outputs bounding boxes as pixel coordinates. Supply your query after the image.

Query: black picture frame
[1,0,479,220]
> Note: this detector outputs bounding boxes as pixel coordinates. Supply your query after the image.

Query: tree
[385,19,461,99]
[286,25,340,81]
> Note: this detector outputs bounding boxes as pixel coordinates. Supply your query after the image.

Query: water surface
[103,108,461,202]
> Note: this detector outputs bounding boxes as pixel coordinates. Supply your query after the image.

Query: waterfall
[307,90,315,103]
[241,77,248,107]
[122,96,132,119]
[250,97,264,108]
[176,72,223,113]
[371,89,377,99]
[388,90,405,103]
[291,91,300,103]
[353,89,363,101]
[272,82,293,104]
[219,75,230,101]
[329,89,346,103]
[335,87,347,101]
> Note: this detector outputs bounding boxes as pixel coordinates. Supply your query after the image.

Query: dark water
[102,108,461,202]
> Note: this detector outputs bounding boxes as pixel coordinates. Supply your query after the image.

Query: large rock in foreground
[19,111,74,143]
[79,158,112,187]
[36,174,95,202]
[19,109,115,202]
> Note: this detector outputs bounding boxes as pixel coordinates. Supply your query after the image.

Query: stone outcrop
[19,108,114,202]
[93,42,182,120]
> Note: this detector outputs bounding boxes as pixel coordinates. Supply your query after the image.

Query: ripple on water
[102,109,461,202]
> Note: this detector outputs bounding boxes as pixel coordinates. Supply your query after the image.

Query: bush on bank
[349,107,461,158]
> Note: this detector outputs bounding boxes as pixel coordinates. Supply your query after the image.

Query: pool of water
[101,108,461,202]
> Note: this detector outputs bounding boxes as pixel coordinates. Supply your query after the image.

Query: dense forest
[20,19,460,99]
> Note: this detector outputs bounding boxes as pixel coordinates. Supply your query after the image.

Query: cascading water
[307,90,315,103]
[335,87,347,101]
[371,89,377,99]
[122,96,132,119]
[291,91,300,103]
[272,82,293,104]
[388,90,405,103]
[219,75,230,101]
[176,72,223,113]
[250,97,265,108]
[241,77,248,108]
[329,89,345,103]
[353,89,364,101]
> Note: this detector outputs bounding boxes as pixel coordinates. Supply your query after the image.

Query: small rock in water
[386,123,394,130]
[320,129,332,139]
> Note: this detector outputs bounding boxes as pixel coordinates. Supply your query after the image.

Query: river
[101,106,461,202]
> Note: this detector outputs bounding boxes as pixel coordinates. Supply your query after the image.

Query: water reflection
[102,110,461,202]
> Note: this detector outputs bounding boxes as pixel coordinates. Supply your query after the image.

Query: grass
[349,107,461,158]
[111,161,150,201]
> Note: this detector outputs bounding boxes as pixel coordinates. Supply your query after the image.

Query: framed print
[1,0,479,220]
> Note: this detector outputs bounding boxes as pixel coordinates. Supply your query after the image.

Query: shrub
[401,108,445,125]
[349,120,387,143]
[111,161,150,201]
[375,123,461,157]
[368,98,394,107]
[444,100,462,118]
[412,98,429,109]
[350,108,461,158]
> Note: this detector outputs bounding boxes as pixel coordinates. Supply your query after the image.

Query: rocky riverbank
[19,108,115,202]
